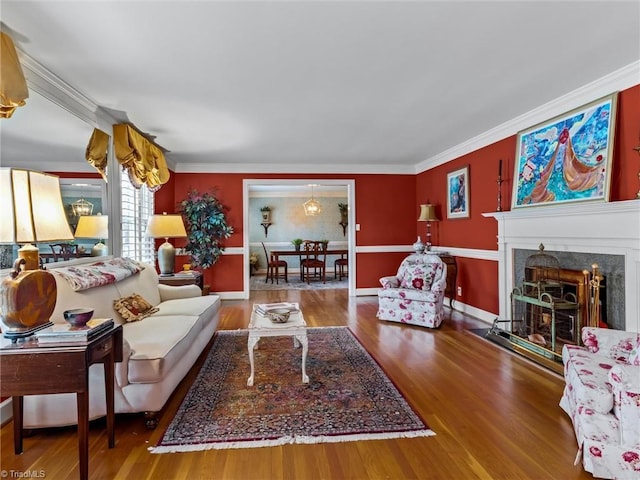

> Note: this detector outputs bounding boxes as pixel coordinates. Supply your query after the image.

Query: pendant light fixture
[303,184,322,216]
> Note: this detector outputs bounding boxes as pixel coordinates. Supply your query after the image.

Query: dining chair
[49,243,79,261]
[300,240,326,284]
[334,254,348,280]
[261,242,288,284]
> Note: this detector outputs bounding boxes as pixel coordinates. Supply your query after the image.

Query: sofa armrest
[609,364,640,446]
[379,276,399,289]
[158,284,202,302]
[582,327,639,362]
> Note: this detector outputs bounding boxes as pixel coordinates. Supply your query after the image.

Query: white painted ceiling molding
[416,61,640,174]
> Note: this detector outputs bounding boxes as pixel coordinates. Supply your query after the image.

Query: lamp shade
[417,204,439,222]
[145,213,187,239]
[74,214,109,239]
[0,169,75,244]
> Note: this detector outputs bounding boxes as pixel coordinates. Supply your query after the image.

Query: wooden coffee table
[247,303,309,386]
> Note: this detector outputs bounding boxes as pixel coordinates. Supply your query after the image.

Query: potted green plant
[320,239,329,250]
[260,205,271,223]
[179,188,234,271]
[291,238,303,251]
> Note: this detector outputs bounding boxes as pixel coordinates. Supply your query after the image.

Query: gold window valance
[85,128,110,181]
[113,123,170,190]
[0,32,29,119]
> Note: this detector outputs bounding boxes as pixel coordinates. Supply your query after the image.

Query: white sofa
[560,327,640,479]
[377,253,447,328]
[21,257,221,429]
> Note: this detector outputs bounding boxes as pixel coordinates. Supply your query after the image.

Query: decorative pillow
[400,265,435,291]
[113,293,158,323]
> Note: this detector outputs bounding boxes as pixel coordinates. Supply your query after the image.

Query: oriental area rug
[150,327,434,453]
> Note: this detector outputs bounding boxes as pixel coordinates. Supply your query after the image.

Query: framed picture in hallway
[511,92,618,209]
[446,166,469,219]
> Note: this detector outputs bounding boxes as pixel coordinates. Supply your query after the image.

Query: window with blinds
[121,175,155,264]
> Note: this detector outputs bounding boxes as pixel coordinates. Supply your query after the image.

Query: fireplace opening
[487,244,609,374]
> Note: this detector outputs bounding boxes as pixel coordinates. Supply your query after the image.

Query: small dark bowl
[63,308,94,327]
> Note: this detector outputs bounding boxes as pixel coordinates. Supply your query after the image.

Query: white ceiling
[1,1,639,175]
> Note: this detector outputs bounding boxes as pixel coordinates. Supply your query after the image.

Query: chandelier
[72,198,94,216]
[303,185,321,216]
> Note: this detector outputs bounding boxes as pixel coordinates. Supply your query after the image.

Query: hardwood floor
[0,289,592,480]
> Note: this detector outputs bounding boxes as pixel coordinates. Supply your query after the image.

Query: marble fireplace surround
[484,200,640,333]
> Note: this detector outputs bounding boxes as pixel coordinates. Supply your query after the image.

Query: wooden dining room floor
[0,288,593,480]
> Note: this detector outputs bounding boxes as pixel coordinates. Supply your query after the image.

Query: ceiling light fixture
[72,198,94,217]
[303,185,321,216]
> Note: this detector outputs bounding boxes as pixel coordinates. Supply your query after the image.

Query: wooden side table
[0,325,123,480]
[439,254,458,309]
[158,271,203,290]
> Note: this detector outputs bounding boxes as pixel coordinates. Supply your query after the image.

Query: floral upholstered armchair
[560,327,640,479]
[376,253,447,328]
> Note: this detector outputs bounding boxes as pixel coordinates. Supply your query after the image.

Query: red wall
[157,173,418,290]
[149,83,640,315]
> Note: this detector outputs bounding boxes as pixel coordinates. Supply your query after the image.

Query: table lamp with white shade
[0,168,75,339]
[74,214,109,256]
[145,212,187,276]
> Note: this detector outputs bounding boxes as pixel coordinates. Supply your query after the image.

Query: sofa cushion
[114,293,159,322]
[123,314,201,383]
[563,345,617,414]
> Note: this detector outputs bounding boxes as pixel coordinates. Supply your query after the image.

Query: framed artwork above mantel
[511,93,618,209]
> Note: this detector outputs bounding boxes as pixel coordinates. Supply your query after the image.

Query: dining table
[270,248,348,281]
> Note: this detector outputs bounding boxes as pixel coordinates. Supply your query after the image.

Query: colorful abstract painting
[512,93,617,209]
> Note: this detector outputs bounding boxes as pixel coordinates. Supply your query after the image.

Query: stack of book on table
[35,318,114,345]
[255,302,299,316]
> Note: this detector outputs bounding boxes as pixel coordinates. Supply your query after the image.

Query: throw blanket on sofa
[52,257,143,291]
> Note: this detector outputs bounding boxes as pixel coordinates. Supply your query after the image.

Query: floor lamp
[417,204,440,252]
[0,168,75,339]
[145,213,187,276]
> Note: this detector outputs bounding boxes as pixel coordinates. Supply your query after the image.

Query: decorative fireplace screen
[488,244,605,373]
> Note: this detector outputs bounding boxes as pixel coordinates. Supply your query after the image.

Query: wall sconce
[303,185,322,216]
[0,169,75,339]
[74,214,109,256]
[338,203,348,236]
[145,212,187,276]
[417,204,440,251]
[260,206,272,237]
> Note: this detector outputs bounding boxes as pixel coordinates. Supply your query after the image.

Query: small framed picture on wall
[446,166,469,219]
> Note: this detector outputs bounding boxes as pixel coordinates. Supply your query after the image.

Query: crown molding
[17,48,117,133]
[416,61,640,174]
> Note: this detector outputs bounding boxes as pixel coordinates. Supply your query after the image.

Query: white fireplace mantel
[484,200,640,332]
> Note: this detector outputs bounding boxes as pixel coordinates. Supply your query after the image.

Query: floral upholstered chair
[376,253,447,328]
[560,327,640,479]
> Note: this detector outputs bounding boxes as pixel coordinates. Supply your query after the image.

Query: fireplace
[484,200,640,355]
